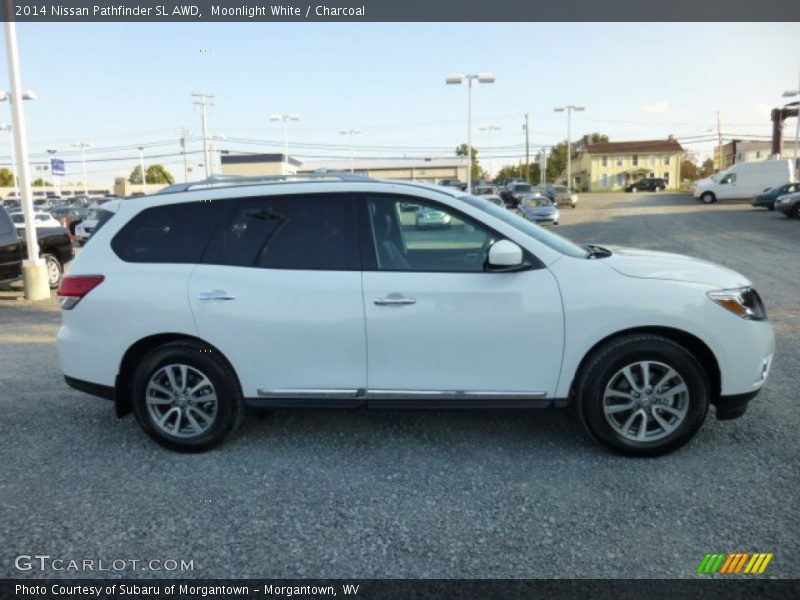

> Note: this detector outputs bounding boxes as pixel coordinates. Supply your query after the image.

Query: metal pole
[138,147,147,194]
[9,133,19,197]
[180,129,190,183]
[348,131,354,173]
[4,17,47,299]
[201,104,210,178]
[81,146,89,195]
[716,110,722,170]
[525,113,530,183]
[566,108,572,188]
[795,71,800,171]
[466,77,472,194]
[283,119,289,164]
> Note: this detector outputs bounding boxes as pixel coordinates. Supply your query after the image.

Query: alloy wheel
[145,364,218,438]
[602,360,689,442]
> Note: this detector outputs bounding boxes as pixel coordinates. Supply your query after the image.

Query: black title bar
[1,0,798,22]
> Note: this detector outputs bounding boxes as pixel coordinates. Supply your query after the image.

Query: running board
[247,389,554,410]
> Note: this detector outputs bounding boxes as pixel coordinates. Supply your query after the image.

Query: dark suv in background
[625,178,667,192]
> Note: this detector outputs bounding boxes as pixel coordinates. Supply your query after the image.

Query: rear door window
[111,200,231,263]
[204,194,358,271]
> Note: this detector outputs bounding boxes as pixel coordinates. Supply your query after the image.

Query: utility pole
[540,148,548,185]
[340,128,362,173]
[192,93,214,179]
[179,128,192,183]
[554,105,585,188]
[72,142,92,196]
[716,110,723,171]
[524,113,530,183]
[137,146,147,194]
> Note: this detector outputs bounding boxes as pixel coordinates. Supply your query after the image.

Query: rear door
[359,193,564,400]
[189,193,367,401]
[0,209,22,280]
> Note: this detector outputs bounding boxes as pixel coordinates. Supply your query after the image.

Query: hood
[693,176,715,189]
[602,245,750,288]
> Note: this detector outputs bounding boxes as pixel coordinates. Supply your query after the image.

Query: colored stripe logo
[697,552,773,574]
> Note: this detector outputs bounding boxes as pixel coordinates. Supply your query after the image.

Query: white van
[692,159,795,204]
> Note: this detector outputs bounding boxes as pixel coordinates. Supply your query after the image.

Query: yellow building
[570,139,684,192]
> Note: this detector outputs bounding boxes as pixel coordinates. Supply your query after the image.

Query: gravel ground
[0,192,798,579]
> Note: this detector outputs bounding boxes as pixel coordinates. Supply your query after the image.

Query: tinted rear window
[112,200,230,263]
[0,210,13,235]
[204,194,356,270]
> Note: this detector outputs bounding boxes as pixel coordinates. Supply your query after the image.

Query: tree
[456,144,482,180]
[699,158,715,178]
[146,164,175,185]
[128,165,144,184]
[0,168,14,187]
[32,178,53,187]
[129,164,175,185]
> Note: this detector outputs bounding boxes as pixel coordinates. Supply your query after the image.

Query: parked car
[751,182,800,210]
[625,178,667,193]
[519,196,559,226]
[0,204,74,288]
[437,179,464,189]
[50,205,89,236]
[552,185,578,208]
[8,210,62,229]
[774,191,800,218]
[414,205,452,228]
[505,183,538,208]
[473,185,497,196]
[74,202,121,245]
[693,159,795,204]
[482,194,506,208]
[57,176,775,456]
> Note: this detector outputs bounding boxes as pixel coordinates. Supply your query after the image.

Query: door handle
[198,290,236,301]
[374,296,416,306]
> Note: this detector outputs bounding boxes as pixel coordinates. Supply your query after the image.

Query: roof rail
[153,170,372,195]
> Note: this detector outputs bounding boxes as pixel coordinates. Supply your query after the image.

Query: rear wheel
[42,253,63,289]
[701,192,716,204]
[574,335,709,457]
[793,204,800,219]
[131,341,244,452]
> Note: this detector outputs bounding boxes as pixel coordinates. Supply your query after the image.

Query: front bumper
[714,390,760,421]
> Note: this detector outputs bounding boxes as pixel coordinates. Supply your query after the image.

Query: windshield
[460,195,587,258]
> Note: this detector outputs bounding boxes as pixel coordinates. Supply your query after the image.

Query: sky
[0,21,799,183]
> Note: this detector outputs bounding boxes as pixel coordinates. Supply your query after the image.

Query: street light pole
[554,104,585,189]
[270,113,299,174]
[3,19,48,300]
[72,142,92,195]
[446,72,495,194]
[479,124,501,180]
[137,146,147,194]
[340,128,362,173]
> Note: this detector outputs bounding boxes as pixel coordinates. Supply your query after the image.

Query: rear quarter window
[111,200,231,263]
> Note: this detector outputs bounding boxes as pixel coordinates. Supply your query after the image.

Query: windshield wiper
[584,244,612,259]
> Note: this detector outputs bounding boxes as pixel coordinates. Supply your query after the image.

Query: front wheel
[792,204,800,219]
[701,192,716,204]
[574,335,709,457]
[42,253,63,289]
[131,341,244,452]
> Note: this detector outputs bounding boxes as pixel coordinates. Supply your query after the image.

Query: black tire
[793,204,800,219]
[42,253,63,289]
[701,192,716,204]
[574,334,710,457]
[131,340,244,452]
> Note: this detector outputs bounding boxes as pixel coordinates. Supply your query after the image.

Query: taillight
[57,275,105,309]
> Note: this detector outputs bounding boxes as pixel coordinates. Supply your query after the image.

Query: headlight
[707,287,767,320]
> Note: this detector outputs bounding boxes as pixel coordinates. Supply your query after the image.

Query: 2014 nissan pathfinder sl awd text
[56,175,775,456]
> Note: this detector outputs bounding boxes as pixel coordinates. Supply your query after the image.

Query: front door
[188,193,366,400]
[360,194,564,400]
[0,209,22,280]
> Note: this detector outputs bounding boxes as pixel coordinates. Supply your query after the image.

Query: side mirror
[488,239,523,268]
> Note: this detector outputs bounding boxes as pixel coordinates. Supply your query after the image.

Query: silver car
[415,206,452,228]
[553,185,578,208]
[519,196,560,226]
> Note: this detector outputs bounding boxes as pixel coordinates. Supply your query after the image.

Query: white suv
[56,175,775,455]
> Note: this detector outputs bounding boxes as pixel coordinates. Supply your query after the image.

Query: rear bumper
[713,390,760,421]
